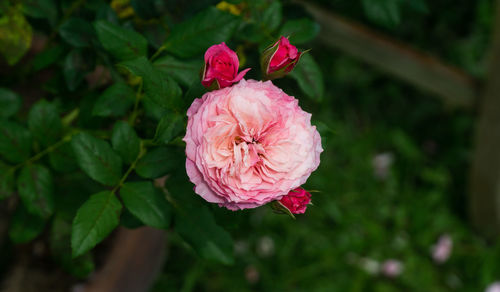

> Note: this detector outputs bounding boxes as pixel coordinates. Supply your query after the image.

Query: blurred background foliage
[0,0,497,291]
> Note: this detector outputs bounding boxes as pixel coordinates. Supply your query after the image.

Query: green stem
[61,108,80,127]
[8,132,76,174]
[149,45,167,62]
[111,140,147,194]
[128,81,143,126]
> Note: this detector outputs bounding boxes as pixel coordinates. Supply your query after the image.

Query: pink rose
[261,36,303,79]
[201,43,250,89]
[278,187,312,214]
[183,79,322,210]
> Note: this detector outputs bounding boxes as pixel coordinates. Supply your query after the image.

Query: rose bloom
[183,79,322,210]
[261,36,302,79]
[201,42,250,89]
[279,187,312,214]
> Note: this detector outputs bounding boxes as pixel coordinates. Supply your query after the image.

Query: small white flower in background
[381,259,404,278]
[359,257,380,275]
[372,152,394,180]
[256,236,275,257]
[485,282,500,292]
[431,234,453,264]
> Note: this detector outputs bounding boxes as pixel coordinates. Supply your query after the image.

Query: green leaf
[9,204,46,243]
[0,88,21,119]
[59,18,96,48]
[120,181,171,229]
[64,50,87,91]
[279,19,320,44]
[289,53,324,102]
[111,121,140,164]
[49,143,78,173]
[135,146,184,179]
[154,55,201,87]
[260,1,282,32]
[32,45,65,71]
[71,132,123,186]
[163,7,239,58]
[0,6,33,65]
[17,164,55,219]
[166,172,234,265]
[362,0,402,28]
[22,0,58,26]
[0,120,32,163]
[154,113,185,144]
[0,161,14,200]
[92,82,136,117]
[94,20,148,61]
[28,100,62,147]
[120,57,183,111]
[71,191,122,257]
[120,208,144,229]
[50,216,95,278]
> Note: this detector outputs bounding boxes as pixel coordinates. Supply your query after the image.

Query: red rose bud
[201,42,250,90]
[261,36,304,80]
[278,187,312,214]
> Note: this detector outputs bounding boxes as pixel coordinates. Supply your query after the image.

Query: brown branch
[295,0,477,108]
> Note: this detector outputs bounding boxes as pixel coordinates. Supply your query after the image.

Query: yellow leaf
[111,0,135,19]
[216,1,242,16]
[0,5,33,65]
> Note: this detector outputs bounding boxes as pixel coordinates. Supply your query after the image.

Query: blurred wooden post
[469,0,500,237]
[295,0,476,108]
[82,227,167,292]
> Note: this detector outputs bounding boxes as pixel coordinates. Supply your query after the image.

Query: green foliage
[167,172,234,265]
[120,57,183,111]
[17,164,55,219]
[163,7,239,58]
[51,217,95,278]
[22,0,58,26]
[289,53,324,101]
[120,181,171,229]
[0,121,32,164]
[111,121,140,164]
[71,132,123,186]
[154,113,185,144]
[0,161,14,199]
[94,20,148,61]
[28,100,62,147]
[0,88,21,119]
[279,19,320,44]
[92,82,136,117]
[0,5,33,65]
[71,191,122,258]
[63,49,88,91]
[59,18,96,48]
[135,146,184,179]
[154,56,201,87]
[9,204,46,243]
